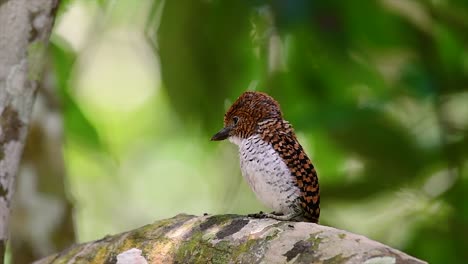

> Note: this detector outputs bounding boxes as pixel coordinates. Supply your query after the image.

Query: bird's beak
[211,127,231,141]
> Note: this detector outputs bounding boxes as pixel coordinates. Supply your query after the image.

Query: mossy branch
[34,214,426,264]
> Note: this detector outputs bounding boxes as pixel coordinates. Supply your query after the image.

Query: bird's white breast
[229,135,300,213]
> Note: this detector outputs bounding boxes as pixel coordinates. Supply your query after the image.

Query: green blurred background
[9,0,468,263]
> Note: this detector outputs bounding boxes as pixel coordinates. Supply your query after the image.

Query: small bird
[211,91,320,223]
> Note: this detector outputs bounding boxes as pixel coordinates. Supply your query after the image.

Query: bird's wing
[269,132,320,223]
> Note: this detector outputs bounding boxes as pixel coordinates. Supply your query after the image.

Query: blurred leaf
[319,106,438,198]
[434,23,464,74]
[157,0,257,132]
[49,37,104,150]
[405,220,461,263]
[56,0,73,18]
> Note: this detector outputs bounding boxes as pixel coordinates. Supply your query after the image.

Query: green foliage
[49,37,104,150]
[158,0,259,132]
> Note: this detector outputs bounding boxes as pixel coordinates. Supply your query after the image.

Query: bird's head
[211,91,283,144]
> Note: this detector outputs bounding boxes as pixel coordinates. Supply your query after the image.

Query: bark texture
[35,214,426,264]
[0,0,59,262]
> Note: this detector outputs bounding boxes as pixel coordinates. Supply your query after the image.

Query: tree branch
[34,214,426,264]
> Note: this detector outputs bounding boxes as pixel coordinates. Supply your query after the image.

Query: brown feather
[259,119,320,223]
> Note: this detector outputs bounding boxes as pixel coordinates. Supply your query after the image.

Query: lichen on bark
[34,214,427,264]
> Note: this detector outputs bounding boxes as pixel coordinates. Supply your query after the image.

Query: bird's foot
[248,211,302,221]
[248,211,266,218]
[270,211,284,216]
[264,211,302,221]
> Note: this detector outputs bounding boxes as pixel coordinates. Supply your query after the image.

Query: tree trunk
[34,214,426,264]
[0,0,60,263]
[11,85,76,263]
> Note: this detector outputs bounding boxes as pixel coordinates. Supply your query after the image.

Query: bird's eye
[233,116,239,125]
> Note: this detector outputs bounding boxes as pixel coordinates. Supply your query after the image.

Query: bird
[211,91,320,223]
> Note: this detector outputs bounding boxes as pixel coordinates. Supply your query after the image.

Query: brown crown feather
[224,92,283,139]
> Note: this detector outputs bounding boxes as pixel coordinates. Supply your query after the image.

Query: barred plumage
[211,91,320,223]
[258,119,320,222]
